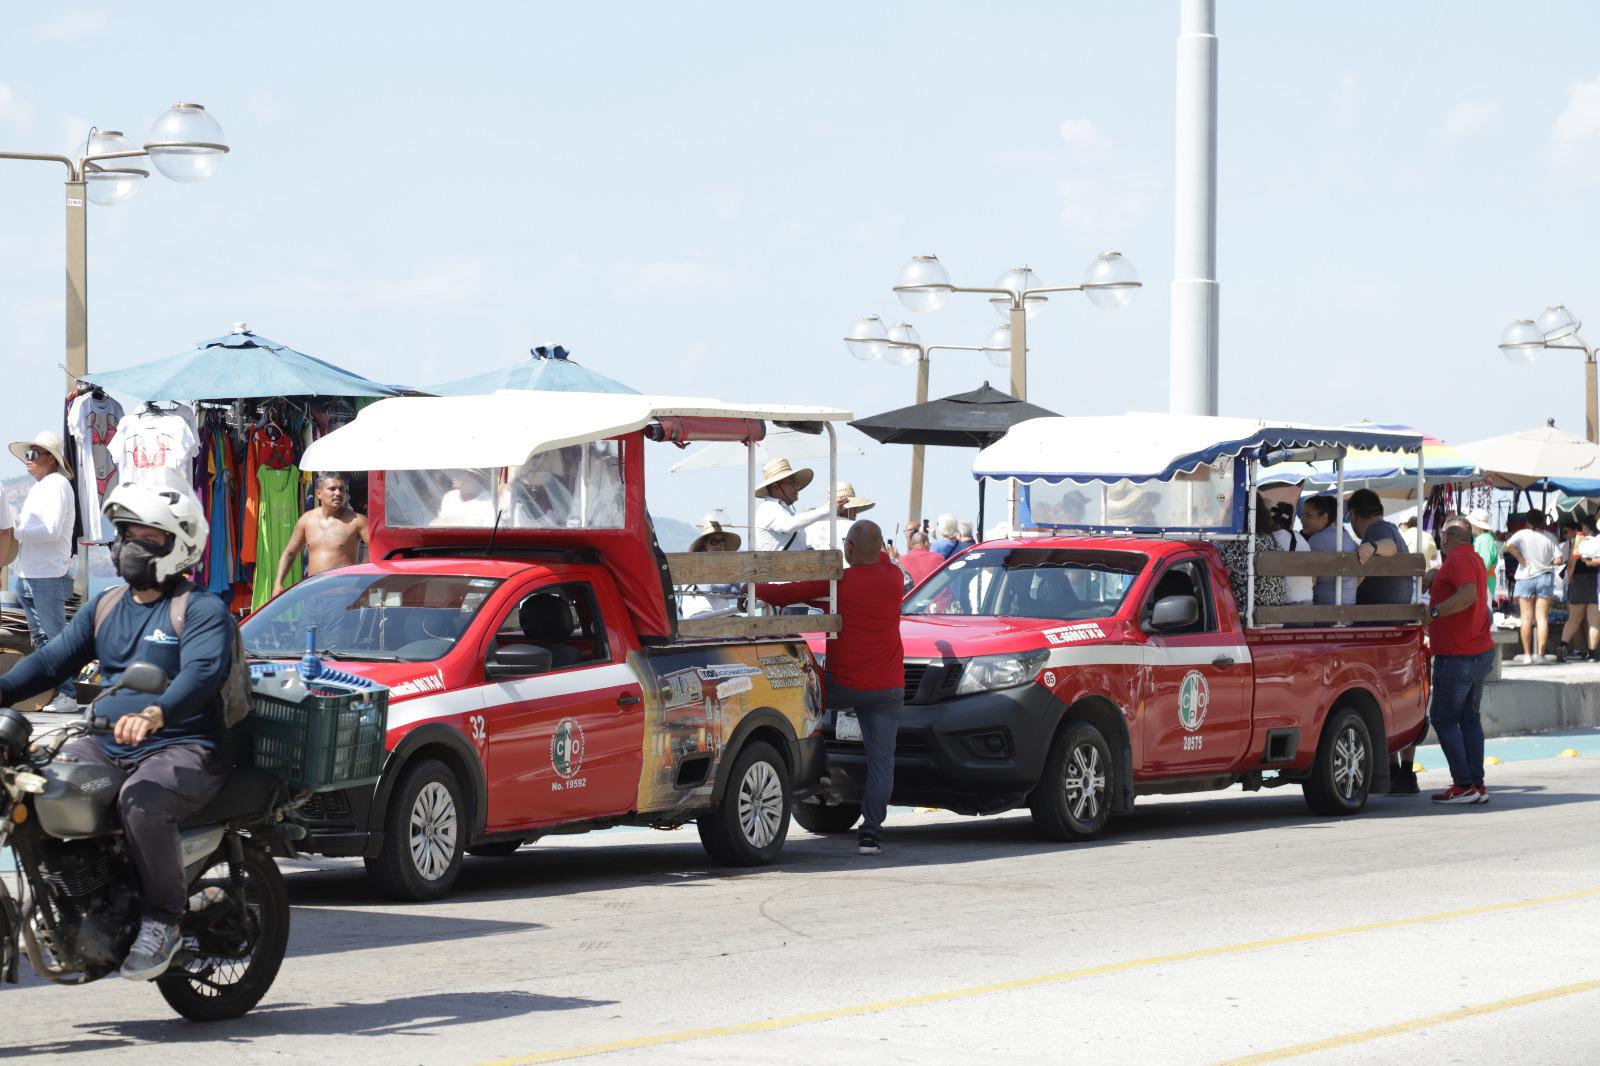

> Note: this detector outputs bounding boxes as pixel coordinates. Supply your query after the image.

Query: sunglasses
[705,536,728,546]
[23,449,45,462]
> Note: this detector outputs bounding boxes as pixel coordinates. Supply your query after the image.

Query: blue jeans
[1429,649,1495,787]
[16,574,75,699]
[827,680,902,836]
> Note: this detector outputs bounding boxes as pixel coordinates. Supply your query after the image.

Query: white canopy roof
[301,391,854,472]
[1456,422,1600,489]
[972,413,1422,484]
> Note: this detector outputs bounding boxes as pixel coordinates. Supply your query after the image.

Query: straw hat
[689,520,742,553]
[9,430,72,479]
[1104,480,1157,519]
[753,457,814,499]
[833,481,875,514]
[1465,508,1493,532]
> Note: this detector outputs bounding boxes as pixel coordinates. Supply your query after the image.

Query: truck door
[1138,556,1251,776]
[479,580,645,830]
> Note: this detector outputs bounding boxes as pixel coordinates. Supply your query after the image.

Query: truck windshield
[242,572,503,662]
[903,548,1146,620]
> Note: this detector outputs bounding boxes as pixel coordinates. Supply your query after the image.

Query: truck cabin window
[242,572,503,662]
[384,441,626,531]
[903,549,1146,620]
[493,582,611,671]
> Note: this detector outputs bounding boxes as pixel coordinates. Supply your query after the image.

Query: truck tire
[697,741,791,865]
[365,758,466,901]
[792,800,862,835]
[1303,707,1374,816]
[1029,720,1114,841]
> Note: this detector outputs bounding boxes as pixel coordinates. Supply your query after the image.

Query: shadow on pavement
[286,906,542,959]
[279,777,1597,908]
[0,990,616,1057]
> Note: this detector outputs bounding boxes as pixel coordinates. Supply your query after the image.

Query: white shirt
[1506,528,1560,579]
[679,584,741,619]
[15,472,75,578]
[1272,528,1315,604]
[805,516,855,554]
[67,390,125,543]
[753,498,830,552]
[1401,527,1440,570]
[115,407,198,494]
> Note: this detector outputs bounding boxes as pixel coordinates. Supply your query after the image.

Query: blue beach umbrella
[427,345,638,396]
[83,324,404,401]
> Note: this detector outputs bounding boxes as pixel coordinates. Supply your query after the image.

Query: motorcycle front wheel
[157,844,290,1022]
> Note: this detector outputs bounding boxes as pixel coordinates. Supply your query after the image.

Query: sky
[3,1,1600,536]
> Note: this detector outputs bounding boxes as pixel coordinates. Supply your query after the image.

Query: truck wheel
[1029,720,1114,842]
[697,741,791,865]
[792,800,861,835]
[1303,708,1373,816]
[365,758,466,901]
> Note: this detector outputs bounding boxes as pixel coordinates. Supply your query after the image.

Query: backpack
[93,579,253,729]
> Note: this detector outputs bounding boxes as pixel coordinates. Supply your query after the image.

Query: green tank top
[253,464,302,610]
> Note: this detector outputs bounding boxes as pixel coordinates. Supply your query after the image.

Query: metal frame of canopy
[973,414,1426,627]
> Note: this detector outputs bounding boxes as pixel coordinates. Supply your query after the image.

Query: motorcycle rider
[0,483,233,980]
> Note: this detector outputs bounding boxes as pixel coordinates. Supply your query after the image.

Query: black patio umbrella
[850,382,1058,538]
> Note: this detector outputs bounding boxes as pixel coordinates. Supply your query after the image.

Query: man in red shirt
[1423,517,1496,805]
[898,529,943,588]
[759,519,903,855]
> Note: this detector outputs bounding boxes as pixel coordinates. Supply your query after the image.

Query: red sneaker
[1432,784,1478,804]
[1473,786,1489,804]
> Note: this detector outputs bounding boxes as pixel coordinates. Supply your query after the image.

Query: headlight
[956,650,1050,695]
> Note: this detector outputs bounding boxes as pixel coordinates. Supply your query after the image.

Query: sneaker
[1474,785,1490,804]
[41,692,80,714]
[857,833,881,856]
[1432,784,1478,805]
[1387,767,1420,796]
[1542,655,1561,664]
[120,919,182,981]
[1512,654,1533,665]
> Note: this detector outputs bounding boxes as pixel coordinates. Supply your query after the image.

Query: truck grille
[904,661,962,705]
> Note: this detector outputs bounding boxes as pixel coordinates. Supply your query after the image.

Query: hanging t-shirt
[252,464,302,610]
[66,390,124,543]
[115,406,199,494]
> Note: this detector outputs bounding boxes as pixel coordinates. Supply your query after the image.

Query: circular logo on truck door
[1177,670,1210,731]
[551,717,586,778]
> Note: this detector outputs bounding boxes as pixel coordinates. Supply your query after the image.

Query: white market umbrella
[669,428,862,473]
[1457,421,1600,490]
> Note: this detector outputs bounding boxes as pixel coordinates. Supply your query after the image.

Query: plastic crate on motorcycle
[239,667,389,792]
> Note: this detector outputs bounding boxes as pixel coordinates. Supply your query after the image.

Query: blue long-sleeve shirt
[0,585,232,760]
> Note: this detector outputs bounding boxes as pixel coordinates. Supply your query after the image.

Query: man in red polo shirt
[759,519,903,855]
[898,529,944,588]
[1424,516,1496,805]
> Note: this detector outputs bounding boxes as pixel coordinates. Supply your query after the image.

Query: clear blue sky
[3,2,1598,533]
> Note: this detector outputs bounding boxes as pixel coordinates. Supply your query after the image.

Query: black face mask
[111,537,168,590]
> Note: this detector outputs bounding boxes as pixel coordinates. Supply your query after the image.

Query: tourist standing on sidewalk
[758,520,903,856]
[1504,510,1561,664]
[1466,509,1500,600]
[10,431,79,713]
[1423,517,1495,805]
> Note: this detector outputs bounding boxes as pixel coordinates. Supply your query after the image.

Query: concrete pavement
[2,756,1597,1064]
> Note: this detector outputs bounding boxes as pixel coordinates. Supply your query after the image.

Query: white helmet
[102,482,209,583]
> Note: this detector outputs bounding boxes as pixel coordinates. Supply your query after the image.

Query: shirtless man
[272,474,370,598]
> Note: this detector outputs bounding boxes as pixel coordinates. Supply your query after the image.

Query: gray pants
[827,681,902,836]
[62,737,228,924]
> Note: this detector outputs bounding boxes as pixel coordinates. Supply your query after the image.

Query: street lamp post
[1,103,230,400]
[845,314,1003,530]
[1500,305,1598,443]
[2,103,229,595]
[891,252,1142,524]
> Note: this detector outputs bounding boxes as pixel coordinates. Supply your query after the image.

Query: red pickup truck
[800,535,1429,840]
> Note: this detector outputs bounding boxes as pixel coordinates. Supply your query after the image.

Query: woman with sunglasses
[8,431,80,713]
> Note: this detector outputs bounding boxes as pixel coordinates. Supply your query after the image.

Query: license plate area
[834,710,862,742]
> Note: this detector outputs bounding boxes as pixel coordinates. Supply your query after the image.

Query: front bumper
[817,682,1063,814]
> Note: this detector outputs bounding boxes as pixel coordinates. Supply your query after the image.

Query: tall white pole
[1170,0,1220,416]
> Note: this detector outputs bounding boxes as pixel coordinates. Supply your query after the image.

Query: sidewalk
[1483,660,1600,736]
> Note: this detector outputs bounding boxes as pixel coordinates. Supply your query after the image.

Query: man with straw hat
[9,430,80,713]
[1465,508,1501,601]
[752,457,832,553]
[807,481,875,555]
[679,514,743,619]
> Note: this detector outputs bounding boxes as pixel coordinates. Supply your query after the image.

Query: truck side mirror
[120,662,170,695]
[1149,595,1200,631]
[486,644,553,681]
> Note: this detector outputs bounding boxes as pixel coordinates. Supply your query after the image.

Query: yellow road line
[1215,977,1600,1064]
[479,885,1600,1066]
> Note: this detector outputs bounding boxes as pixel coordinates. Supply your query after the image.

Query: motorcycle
[0,662,302,1021]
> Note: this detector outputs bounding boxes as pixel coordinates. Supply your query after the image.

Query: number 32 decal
[468,714,487,744]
